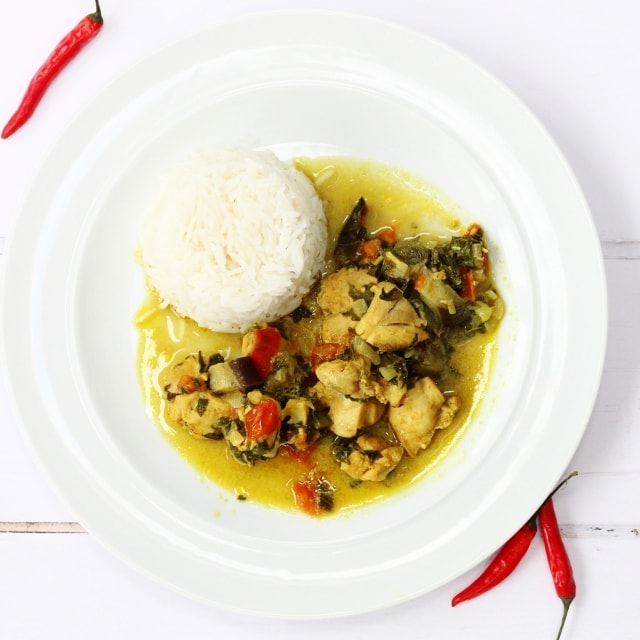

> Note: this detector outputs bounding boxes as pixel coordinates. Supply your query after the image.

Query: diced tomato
[280,444,314,466]
[309,342,347,370]
[244,398,281,441]
[291,470,335,516]
[356,238,381,261]
[292,480,319,515]
[244,327,281,378]
[377,226,397,245]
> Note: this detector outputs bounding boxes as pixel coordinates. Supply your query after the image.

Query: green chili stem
[555,596,574,640]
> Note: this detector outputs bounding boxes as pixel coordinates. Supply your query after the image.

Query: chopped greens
[161,197,503,516]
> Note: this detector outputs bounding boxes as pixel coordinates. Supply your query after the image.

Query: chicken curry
[135,157,504,516]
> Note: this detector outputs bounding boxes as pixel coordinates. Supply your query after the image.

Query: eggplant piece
[404,339,449,378]
[228,356,263,389]
[208,362,242,394]
[391,239,431,265]
[379,251,411,289]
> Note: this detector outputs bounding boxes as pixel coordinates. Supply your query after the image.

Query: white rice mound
[139,148,327,333]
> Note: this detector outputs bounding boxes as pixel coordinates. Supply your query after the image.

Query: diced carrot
[412,272,427,290]
[464,222,481,237]
[178,375,207,393]
[377,226,397,245]
[356,239,381,261]
[461,269,477,302]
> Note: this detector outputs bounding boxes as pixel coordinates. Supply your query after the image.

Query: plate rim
[0,9,607,619]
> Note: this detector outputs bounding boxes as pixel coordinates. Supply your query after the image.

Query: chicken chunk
[315,356,407,407]
[282,397,315,426]
[164,354,208,396]
[313,381,385,438]
[340,435,404,482]
[388,377,459,457]
[321,313,357,344]
[281,398,318,451]
[436,396,460,430]
[166,391,235,439]
[315,357,374,400]
[377,380,407,407]
[355,282,428,352]
[413,266,464,316]
[317,268,377,315]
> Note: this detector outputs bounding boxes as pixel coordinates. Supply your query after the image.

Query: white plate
[0,11,606,618]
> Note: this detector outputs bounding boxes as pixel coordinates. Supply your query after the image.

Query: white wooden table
[1,1,638,638]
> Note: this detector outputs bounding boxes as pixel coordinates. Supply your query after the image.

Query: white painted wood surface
[1,1,638,638]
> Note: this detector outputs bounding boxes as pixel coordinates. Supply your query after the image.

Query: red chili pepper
[539,497,576,640]
[451,512,538,606]
[1,1,104,139]
[451,471,578,607]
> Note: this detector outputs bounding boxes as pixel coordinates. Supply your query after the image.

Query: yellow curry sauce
[135,157,499,515]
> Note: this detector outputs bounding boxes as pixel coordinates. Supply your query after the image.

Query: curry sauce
[135,157,502,516]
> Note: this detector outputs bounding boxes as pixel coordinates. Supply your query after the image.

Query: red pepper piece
[2,1,104,139]
[243,398,280,441]
[244,327,281,379]
[291,479,318,515]
[280,443,316,466]
[291,469,334,516]
[460,267,477,302]
[309,341,348,370]
[539,497,576,640]
[451,512,538,606]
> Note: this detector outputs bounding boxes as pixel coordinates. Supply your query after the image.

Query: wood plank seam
[0,522,86,533]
